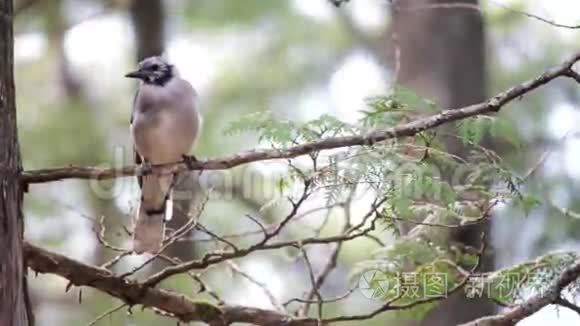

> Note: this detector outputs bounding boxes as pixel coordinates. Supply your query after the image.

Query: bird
[126,56,201,254]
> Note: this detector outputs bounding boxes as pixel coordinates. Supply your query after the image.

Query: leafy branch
[20,51,580,185]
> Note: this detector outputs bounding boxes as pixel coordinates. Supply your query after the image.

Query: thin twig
[284,287,357,307]
[226,260,285,313]
[301,189,356,316]
[100,251,131,269]
[87,303,127,326]
[488,0,580,30]
[93,216,125,252]
[299,246,323,320]
[142,213,379,288]
[196,224,239,251]
[121,197,207,278]
[556,297,580,316]
[325,232,487,323]
[158,254,224,304]
[395,0,580,30]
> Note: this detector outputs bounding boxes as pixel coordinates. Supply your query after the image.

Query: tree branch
[460,259,580,326]
[24,242,318,326]
[25,199,382,325]
[28,239,577,326]
[555,297,580,316]
[142,196,383,289]
[19,51,580,185]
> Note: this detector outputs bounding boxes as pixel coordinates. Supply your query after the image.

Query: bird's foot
[141,160,153,174]
[182,154,198,170]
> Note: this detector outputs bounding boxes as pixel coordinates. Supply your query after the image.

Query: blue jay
[126,56,201,254]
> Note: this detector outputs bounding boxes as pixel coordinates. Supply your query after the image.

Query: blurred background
[14,0,580,325]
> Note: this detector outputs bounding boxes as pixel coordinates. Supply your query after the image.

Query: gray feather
[130,65,200,254]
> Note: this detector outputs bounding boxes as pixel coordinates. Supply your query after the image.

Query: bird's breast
[131,106,199,164]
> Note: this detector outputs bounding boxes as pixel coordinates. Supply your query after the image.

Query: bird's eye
[150,64,159,70]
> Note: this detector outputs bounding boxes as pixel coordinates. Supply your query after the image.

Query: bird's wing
[130,86,139,124]
[134,150,143,189]
[130,85,173,254]
[130,88,143,189]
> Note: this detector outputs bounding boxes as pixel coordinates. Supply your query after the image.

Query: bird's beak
[125,70,147,79]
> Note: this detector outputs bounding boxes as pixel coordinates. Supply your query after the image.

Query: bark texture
[0,0,32,324]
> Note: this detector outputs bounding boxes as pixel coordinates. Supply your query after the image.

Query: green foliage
[514,193,542,217]
[225,93,533,233]
[222,86,550,314]
[224,111,353,146]
[490,117,521,148]
[458,114,521,148]
[361,86,439,128]
[457,115,494,145]
[224,111,297,145]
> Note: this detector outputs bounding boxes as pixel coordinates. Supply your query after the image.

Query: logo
[358,269,391,300]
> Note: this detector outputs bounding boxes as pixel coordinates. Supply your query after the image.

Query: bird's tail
[133,205,165,254]
[133,174,174,254]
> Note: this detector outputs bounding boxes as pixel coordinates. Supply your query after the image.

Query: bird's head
[125,56,175,86]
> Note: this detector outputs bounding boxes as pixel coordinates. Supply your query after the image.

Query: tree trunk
[130,0,165,61]
[391,1,495,325]
[0,0,33,324]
